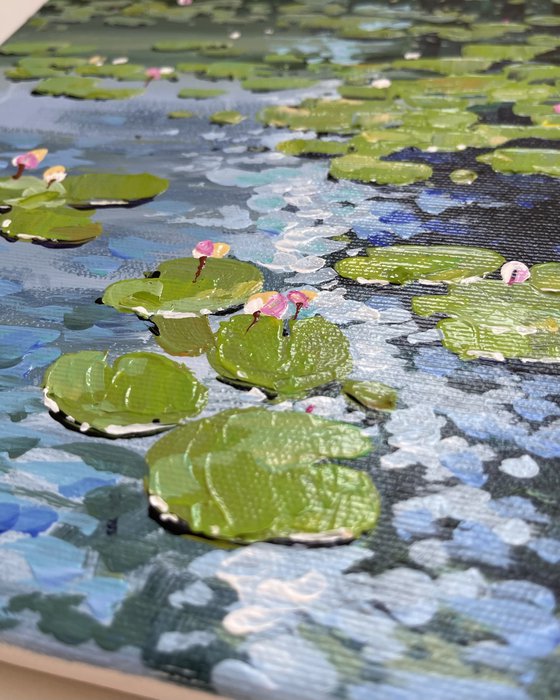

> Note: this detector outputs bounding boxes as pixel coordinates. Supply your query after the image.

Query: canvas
[0,1,559,698]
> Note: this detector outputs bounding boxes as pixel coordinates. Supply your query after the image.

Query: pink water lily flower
[11,149,48,180]
[500,261,531,285]
[177,0,193,5]
[554,104,560,115]
[244,291,289,332]
[287,289,317,319]
[192,240,230,282]
[145,67,174,85]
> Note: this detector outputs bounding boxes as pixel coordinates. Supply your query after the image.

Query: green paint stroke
[0,207,102,247]
[208,315,352,399]
[32,77,143,100]
[178,87,226,99]
[150,315,215,357]
[210,110,246,125]
[477,149,560,178]
[63,173,169,208]
[531,263,560,293]
[103,257,263,318]
[343,380,398,411]
[329,155,433,185]
[413,281,560,362]
[147,408,378,545]
[336,246,505,285]
[43,351,208,437]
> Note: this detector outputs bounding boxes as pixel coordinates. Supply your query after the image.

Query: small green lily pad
[530,263,560,292]
[32,77,143,100]
[277,139,349,157]
[330,155,433,185]
[150,315,215,356]
[413,281,560,362]
[477,149,560,178]
[392,57,493,75]
[343,380,398,411]
[210,110,246,125]
[146,407,378,544]
[43,351,208,438]
[335,245,505,285]
[178,87,226,99]
[168,110,195,119]
[450,169,478,184]
[242,76,317,92]
[208,315,352,399]
[0,41,70,55]
[0,207,102,247]
[103,257,263,318]
[462,44,543,61]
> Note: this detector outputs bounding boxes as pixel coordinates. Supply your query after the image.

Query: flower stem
[12,163,25,180]
[193,256,207,283]
[245,310,261,333]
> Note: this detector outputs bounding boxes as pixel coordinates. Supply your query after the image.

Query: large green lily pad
[62,173,169,208]
[0,207,102,247]
[146,408,378,545]
[530,263,560,293]
[330,155,433,185]
[43,351,208,438]
[32,77,142,100]
[208,315,352,399]
[477,149,560,178]
[103,257,263,318]
[242,76,317,92]
[335,245,505,285]
[392,57,493,74]
[413,281,560,362]
[277,139,349,157]
[210,110,246,125]
[461,44,543,61]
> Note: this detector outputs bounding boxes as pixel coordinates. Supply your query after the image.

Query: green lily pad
[477,148,560,178]
[168,110,195,119]
[329,155,433,185]
[153,40,232,52]
[450,169,478,184]
[178,87,226,99]
[277,139,349,157]
[0,207,102,247]
[264,52,307,67]
[63,173,169,208]
[506,63,560,82]
[43,351,207,437]
[5,56,88,81]
[0,41,70,55]
[337,85,391,100]
[75,64,153,81]
[205,62,270,80]
[32,77,142,100]
[102,257,263,318]
[400,109,479,130]
[210,110,246,125]
[530,263,560,292]
[175,63,209,74]
[335,245,505,285]
[241,76,317,92]
[343,380,397,411]
[150,315,215,356]
[208,315,352,399]
[462,44,543,61]
[146,407,378,544]
[392,57,493,75]
[0,176,64,210]
[412,281,560,362]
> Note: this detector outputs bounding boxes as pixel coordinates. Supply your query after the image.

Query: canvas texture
[0,1,559,699]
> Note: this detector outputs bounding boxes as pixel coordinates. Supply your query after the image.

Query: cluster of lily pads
[0,149,168,246]
[336,245,560,362]
[42,241,393,545]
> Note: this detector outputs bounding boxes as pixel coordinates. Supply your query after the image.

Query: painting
[0,0,559,698]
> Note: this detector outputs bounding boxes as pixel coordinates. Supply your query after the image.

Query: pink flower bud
[192,240,215,258]
[145,67,162,80]
[287,290,312,308]
[554,104,560,115]
[500,261,530,286]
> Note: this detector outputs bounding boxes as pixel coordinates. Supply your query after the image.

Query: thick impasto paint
[0,0,559,698]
